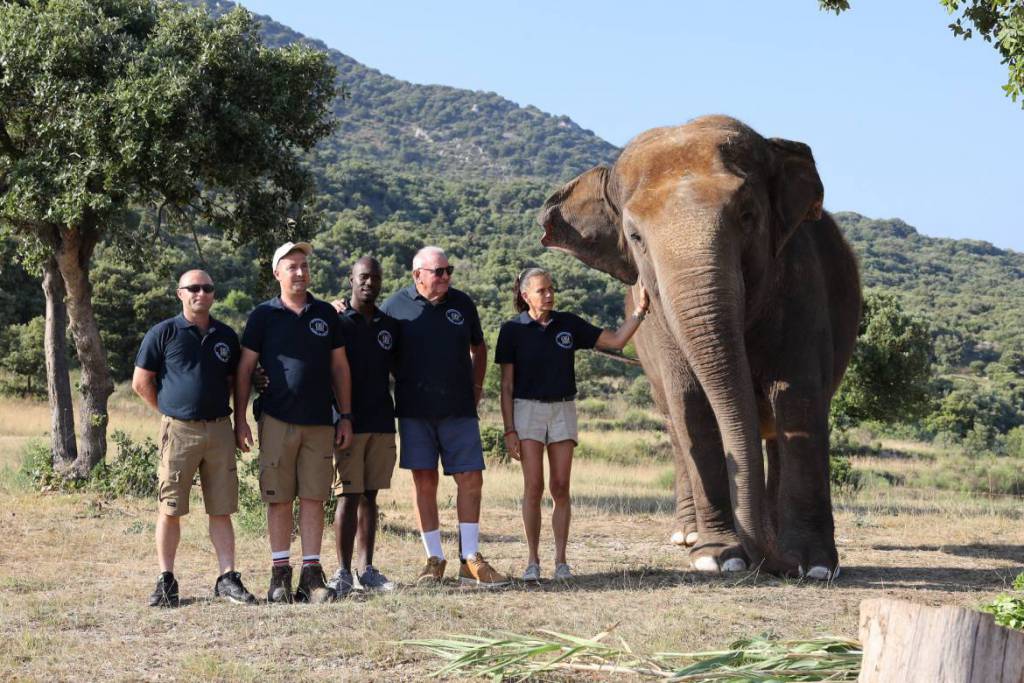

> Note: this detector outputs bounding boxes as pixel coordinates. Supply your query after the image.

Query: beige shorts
[257,414,335,503]
[333,432,398,495]
[513,398,579,445]
[157,416,238,517]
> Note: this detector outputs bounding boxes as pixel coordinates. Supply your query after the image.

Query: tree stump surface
[859,598,1024,682]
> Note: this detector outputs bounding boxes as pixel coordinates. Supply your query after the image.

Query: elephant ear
[538,165,638,284]
[767,138,824,257]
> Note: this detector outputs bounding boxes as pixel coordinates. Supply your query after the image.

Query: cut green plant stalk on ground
[403,629,863,681]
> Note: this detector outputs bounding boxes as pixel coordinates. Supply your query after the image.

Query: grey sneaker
[522,563,541,582]
[214,571,257,605]
[553,563,574,581]
[358,565,396,592]
[328,567,355,597]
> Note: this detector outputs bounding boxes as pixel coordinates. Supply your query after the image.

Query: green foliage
[912,454,1024,495]
[820,1,1024,105]
[480,424,509,464]
[0,316,47,396]
[981,572,1024,630]
[831,291,934,429]
[90,430,159,498]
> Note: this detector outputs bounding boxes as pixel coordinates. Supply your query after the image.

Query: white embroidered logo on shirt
[213,342,231,363]
[555,331,574,349]
[377,330,394,350]
[446,309,464,325]
[309,318,329,337]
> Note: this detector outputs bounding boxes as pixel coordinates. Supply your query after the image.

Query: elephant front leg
[669,429,699,547]
[669,390,748,574]
[771,387,838,580]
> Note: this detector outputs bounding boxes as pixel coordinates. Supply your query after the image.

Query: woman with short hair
[495,267,649,582]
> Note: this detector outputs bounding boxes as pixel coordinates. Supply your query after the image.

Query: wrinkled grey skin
[539,115,861,578]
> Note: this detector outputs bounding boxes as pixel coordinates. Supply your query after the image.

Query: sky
[239,0,1024,252]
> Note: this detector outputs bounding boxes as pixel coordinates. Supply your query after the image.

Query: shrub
[980,573,1024,631]
[480,424,508,464]
[91,430,160,498]
[625,375,653,408]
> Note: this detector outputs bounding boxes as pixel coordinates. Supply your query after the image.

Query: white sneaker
[522,563,541,582]
[553,563,574,581]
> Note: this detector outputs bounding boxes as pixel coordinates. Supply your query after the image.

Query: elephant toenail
[805,566,831,581]
[685,532,699,546]
[692,556,719,573]
[721,558,747,573]
[670,531,688,546]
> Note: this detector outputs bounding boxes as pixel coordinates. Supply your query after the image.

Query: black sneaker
[149,571,179,608]
[295,563,336,604]
[268,565,294,604]
[214,571,257,605]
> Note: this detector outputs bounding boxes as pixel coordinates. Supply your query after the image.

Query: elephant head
[538,115,825,568]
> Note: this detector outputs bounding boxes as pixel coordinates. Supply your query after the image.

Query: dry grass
[1,396,1022,681]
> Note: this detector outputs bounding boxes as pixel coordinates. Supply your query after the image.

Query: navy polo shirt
[494,311,602,400]
[135,315,240,420]
[380,285,484,419]
[241,294,345,426]
[339,303,399,434]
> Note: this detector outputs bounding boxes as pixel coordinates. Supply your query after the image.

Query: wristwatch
[337,413,353,422]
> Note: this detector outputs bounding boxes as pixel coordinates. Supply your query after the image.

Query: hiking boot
[416,556,447,586]
[214,571,257,605]
[522,563,541,583]
[295,564,336,604]
[554,563,575,582]
[268,565,294,604]
[358,565,396,592]
[328,567,355,598]
[149,571,179,608]
[459,553,510,588]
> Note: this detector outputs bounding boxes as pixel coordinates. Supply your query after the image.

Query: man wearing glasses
[380,246,508,587]
[133,269,257,607]
[234,241,354,604]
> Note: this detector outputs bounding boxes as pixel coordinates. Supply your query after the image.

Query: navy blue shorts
[398,417,485,475]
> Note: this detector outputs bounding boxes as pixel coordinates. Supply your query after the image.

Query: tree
[820,1,1024,105]
[831,292,934,429]
[0,316,47,397]
[0,0,337,476]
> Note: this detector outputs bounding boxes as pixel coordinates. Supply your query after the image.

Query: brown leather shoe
[459,553,509,588]
[295,564,336,603]
[416,556,447,586]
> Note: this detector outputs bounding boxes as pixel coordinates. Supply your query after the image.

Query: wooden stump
[859,598,1024,682]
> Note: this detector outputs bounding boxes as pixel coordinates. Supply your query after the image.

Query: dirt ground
[0,401,1021,681]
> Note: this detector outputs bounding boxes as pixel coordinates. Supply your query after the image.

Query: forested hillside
[2,1,1024,460]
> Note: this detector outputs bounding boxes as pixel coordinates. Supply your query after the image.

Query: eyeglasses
[418,265,454,277]
[178,284,215,294]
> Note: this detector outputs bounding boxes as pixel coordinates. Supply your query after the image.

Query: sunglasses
[178,284,215,294]
[419,265,454,277]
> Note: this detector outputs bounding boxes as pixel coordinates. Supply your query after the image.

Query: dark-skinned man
[133,269,256,607]
[234,242,354,604]
[380,246,509,587]
[327,257,401,596]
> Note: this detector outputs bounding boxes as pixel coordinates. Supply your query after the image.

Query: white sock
[421,529,444,560]
[302,554,320,566]
[271,550,290,566]
[459,522,480,560]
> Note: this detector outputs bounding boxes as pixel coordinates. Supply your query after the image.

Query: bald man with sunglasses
[133,269,256,607]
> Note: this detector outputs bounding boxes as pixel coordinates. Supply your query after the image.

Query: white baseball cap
[271,241,313,272]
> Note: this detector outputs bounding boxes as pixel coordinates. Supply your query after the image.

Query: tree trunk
[54,227,112,477]
[41,255,78,472]
[859,598,1024,682]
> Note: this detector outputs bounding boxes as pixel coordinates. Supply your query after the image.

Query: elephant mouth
[539,208,573,251]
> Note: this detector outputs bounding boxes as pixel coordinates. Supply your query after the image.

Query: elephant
[538,115,861,580]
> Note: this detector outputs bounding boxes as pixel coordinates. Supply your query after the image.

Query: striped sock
[271,550,289,567]
[302,554,320,567]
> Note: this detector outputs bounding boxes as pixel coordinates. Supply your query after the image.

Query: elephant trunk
[655,250,773,567]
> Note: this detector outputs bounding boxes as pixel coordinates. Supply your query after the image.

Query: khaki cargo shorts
[332,432,398,495]
[257,414,335,503]
[157,416,238,516]
[513,398,579,445]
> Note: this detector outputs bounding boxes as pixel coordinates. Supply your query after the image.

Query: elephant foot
[669,530,699,547]
[775,531,839,581]
[689,539,748,574]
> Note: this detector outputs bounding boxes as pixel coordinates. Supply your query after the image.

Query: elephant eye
[628,231,642,243]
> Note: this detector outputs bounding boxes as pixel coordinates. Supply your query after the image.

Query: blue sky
[240,0,1024,251]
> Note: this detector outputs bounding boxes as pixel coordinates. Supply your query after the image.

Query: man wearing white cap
[234,241,354,604]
